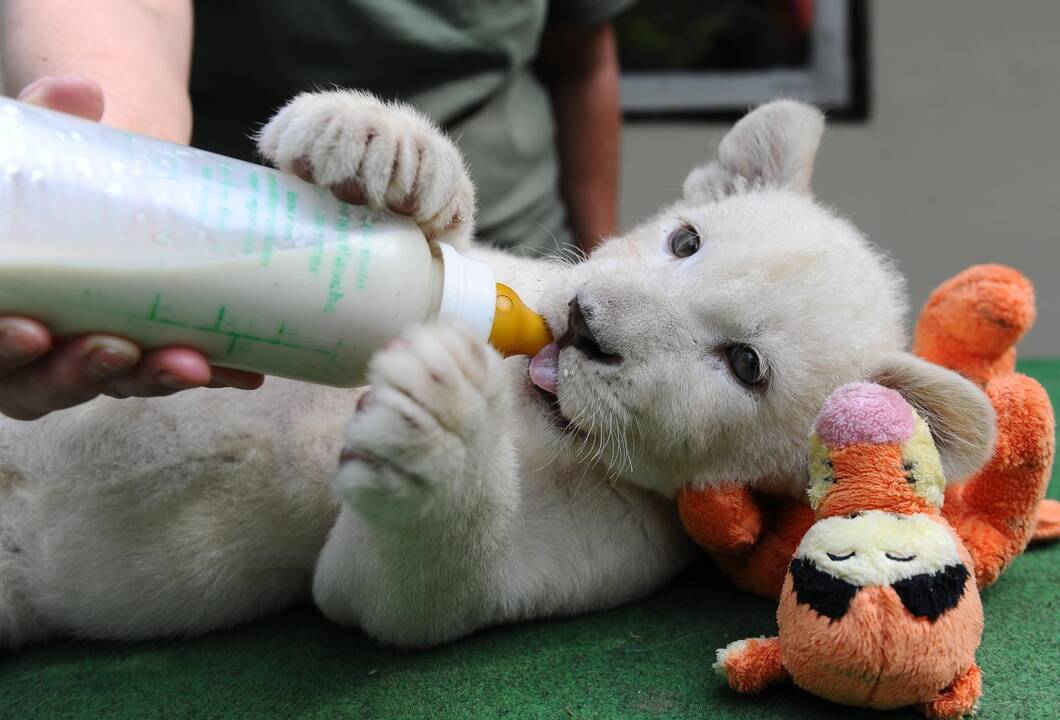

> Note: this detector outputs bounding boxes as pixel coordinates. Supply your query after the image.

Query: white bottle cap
[437,242,497,341]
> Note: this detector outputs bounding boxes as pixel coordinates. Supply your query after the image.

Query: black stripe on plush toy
[789,558,860,621]
[892,564,970,621]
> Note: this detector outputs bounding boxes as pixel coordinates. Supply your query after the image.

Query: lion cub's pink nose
[815,382,916,447]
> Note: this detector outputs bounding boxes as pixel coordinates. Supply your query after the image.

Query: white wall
[619,0,1060,356]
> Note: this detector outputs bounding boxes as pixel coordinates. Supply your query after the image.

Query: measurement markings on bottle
[141,292,338,358]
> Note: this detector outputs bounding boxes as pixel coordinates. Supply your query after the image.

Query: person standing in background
[0,0,630,417]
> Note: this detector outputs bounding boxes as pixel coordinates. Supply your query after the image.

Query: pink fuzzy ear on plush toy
[814,383,915,447]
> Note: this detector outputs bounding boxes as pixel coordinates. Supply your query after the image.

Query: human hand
[0,74,263,421]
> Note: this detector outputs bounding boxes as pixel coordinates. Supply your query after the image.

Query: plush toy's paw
[1032,498,1060,543]
[723,500,816,601]
[714,637,787,694]
[913,264,1035,385]
[257,90,475,241]
[334,323,506,527]
[676,485,763,555]
[919,664,982,719]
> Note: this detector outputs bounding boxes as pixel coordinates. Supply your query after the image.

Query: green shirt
[190,0,634,253]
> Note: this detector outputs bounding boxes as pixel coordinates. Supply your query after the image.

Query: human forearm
[539,22,621,253]
[2,0,193,142]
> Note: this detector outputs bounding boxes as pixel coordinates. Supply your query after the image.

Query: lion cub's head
[527,101,993,496]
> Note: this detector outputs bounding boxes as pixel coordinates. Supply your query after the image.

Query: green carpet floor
[4,361,1059,720]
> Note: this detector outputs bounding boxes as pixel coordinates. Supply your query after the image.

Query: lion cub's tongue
[529,342,560,395]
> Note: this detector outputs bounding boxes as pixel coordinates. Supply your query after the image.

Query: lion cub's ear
[867,352,996,484]
[683,100,825,202]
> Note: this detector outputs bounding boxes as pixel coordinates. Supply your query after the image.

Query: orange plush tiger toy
[678,264,1057,599]
[715,382,985,717]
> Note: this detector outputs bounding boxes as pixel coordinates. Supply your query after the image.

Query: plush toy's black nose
[557,296,622,365]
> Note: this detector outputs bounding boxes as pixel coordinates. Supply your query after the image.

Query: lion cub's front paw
[257,90,475,241]
[334,323,506,526]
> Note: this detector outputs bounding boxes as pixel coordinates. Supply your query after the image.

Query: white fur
[0,93,995,650]
[257,90,475,242]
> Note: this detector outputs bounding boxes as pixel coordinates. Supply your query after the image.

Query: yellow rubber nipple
[488,284,553,357]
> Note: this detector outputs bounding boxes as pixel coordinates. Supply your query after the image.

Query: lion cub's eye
[668,225,701,258]
[725,344,767,387]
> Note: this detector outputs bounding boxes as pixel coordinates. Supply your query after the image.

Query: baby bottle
[0,98,551,387]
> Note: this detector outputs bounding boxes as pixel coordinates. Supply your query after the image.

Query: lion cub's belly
[1,380,351,639]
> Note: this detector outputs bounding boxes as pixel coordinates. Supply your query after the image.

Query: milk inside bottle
[0,97,551,387]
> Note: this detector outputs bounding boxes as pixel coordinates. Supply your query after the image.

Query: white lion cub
[0,93,994,650]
